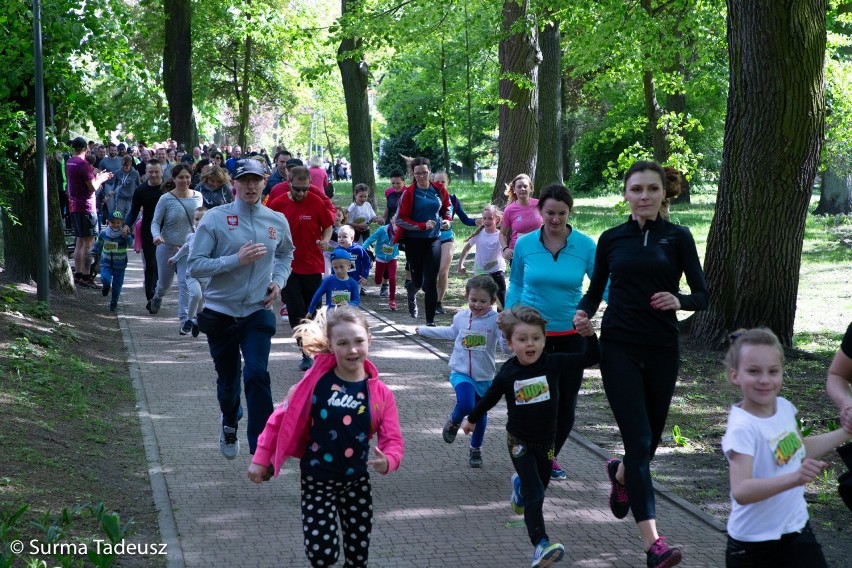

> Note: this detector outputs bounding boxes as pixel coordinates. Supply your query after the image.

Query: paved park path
[117,254,727,567]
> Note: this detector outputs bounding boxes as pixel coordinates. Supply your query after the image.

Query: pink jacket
[252,353,404,477]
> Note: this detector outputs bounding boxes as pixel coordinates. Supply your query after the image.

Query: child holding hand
[462,305,599,567]
[248,306,404,568]
[722,328,852,567]
[416,275,505,468]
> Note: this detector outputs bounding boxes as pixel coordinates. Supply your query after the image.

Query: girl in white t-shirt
[347,183,382,244]
[457,205,506,308]
[722,328,852,567]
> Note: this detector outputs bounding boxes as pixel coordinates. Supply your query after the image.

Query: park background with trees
[2,0,852,348]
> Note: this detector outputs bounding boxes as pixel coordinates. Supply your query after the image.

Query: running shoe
[149,296,162,314]
[551,459,567,480]
[379,283,389,297]
[109,302,117,312]
[406,283,418,318]
[442,416,460,443]
[219,418,240,460]
[531,538,564,567]
[646,537,682,568]
[191,318,200,337]
[607,458,630,519]
[511,472,525,515]
[468,448,483,468]
[299,353,314,371]
[180,320,193,335]
[388,300,397,311]
[279,304,288,321]
[435,302,445,315]
[101,282,110,297]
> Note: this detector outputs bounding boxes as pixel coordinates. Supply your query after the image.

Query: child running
[336,225,372,290]
[362,222,400,311]
[168,206,208,336]
[457,205,506,308]
[722,328,852,567]
[416,275,504,468]
[92,210,134,311]
[347,183,383,243]
[462,305,599,567]
[248,307,404,568]
[307,249,361,316]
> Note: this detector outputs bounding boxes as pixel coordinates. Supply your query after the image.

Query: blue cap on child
[330,248,353,262]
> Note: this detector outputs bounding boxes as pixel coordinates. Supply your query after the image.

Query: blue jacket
[362,224,399,263]
[93,227,134,270]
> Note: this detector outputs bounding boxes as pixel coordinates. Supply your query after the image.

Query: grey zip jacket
[188,197,294,317]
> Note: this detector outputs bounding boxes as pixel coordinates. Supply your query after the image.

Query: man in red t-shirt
[267,159,336,219]
[66,136,112,288]
[267,166,334,370]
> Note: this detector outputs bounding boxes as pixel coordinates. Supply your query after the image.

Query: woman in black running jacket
[574,160,707,568]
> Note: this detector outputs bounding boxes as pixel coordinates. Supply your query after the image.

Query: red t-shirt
[65,155,96,213]
[267,191,334,275]
[268,181,336,219]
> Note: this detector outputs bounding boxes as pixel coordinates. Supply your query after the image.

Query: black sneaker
[646,537,682,568]
[299,353,314,371]
[469,448,483,468]
[191,319,200,337]
[149,296,162,314]
[101,282,110,297]
[435,302,445,314]
[607,458,630,519]
[109,302,117,312]
[442,416,460,443]
[379,283,389,297]
[146,300,152,313]
[179,320,193,335]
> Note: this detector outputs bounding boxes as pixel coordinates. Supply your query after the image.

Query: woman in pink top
[499,173,542,262]
[248,306,404,567]
[309,155,330,197]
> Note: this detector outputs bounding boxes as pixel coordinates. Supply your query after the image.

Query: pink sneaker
[279,304,288,321]
[388,300,397,311]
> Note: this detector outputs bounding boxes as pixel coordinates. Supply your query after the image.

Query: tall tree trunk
[492,0,540,204]
[4,148,73,291]
[439,40,450,173]
[534,19,562,189]
[238,34,252,149]
[813,168,852,215]
[640,0,667,164]
[163,0,195,150]
[464,0,475,183]
[338,0,376,202]
[691,0,826,348]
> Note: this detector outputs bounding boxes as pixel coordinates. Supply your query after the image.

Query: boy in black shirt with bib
[463,305,599,567]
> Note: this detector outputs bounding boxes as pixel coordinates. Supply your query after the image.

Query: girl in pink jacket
[248,306,404,567]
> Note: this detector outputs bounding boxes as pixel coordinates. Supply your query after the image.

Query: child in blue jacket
[92,210,134,311]
[362,222,400,310]
[336,225,371,293]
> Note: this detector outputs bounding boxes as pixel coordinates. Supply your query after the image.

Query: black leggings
[599,339,679,523]
[508,433,554,546]
[140,232,158,301]
[544,333,585,458]
[488,270,507,310]
[301,473,373,567]
[404,237,441,323]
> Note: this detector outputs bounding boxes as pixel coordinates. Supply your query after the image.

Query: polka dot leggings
[301,473,373,567]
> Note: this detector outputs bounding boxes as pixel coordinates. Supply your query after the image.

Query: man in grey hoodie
[188,159,295,460]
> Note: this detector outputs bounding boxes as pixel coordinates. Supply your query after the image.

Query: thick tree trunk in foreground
[814,168,852,215]
[4,150,73,291]
[338,0,376,201]
[491,0,540,204]
[535,20,562,189]
[163,0,195,150]
[691,0,826,348]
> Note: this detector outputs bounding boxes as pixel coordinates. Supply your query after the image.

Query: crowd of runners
[62,138,852,568]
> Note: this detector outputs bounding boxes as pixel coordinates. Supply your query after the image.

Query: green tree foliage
[558,0,728,189]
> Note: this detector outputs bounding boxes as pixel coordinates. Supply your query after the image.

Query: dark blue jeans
[100,265,126,305]
[508,432,554,546]
[726,522,826,567]
[205,308,276,453]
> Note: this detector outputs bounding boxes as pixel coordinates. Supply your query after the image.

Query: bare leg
[437,240,454,303]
